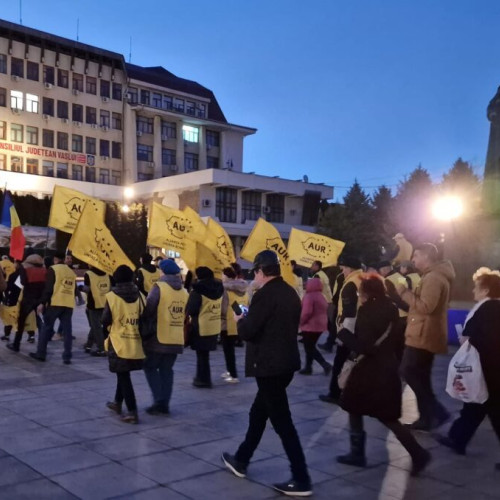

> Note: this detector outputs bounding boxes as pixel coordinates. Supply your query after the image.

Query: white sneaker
[224,376,239,383]
[220,371,231,379]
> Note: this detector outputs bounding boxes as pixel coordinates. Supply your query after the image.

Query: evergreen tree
[371,185,396,249]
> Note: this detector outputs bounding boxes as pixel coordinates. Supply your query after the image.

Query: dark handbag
[138,293,156,340]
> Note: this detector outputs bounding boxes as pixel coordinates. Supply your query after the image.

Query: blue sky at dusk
[3,0,500,199]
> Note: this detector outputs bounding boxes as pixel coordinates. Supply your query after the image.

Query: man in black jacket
[221,250,312,497]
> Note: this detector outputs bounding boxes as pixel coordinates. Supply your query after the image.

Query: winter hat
[23,253,44,267]
[338,255,362,270]
[159,259,181,275]
[195,266,214,280]
[113,265,134,284]
[141,252,153,263]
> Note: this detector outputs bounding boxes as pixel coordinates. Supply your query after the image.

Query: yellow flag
[48,185,105,234]
[205,218,235,267]
[240,218,295,286]
[183,206,208,243]
[195,242,225,277]
[287,228,345,267]
[68,202,134,274]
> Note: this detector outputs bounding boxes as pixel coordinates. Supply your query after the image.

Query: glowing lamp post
[431,195,464,258]
[122,187,134,213]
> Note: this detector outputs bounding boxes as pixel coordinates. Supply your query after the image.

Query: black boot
[321,361,332,376]
[337,431,367,467]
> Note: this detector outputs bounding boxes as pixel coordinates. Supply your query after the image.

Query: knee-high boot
[336,431,367,467]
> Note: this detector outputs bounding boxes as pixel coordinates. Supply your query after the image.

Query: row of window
[136,144,219,170]
[136,120,220,147]
[0,54,122,99]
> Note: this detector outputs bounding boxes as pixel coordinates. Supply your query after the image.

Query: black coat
[465,300,500,401]
[237,276,301,378]
[339,296,401,421]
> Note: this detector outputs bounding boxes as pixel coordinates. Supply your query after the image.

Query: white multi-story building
[0,18,333,255]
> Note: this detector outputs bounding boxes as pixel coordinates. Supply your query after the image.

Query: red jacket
[300,278,328,333]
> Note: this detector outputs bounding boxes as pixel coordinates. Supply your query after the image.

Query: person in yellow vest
[220,266,249,383]
[186,266,224,388]
[81,265,112,356]
[291,260,304,299]
[30,251,76,364]
[319,255,363,405]
[135,253,161,296]
[399,260,421,291]
[102,265,145,424]
[0,255,16,282]
[141,259,187,415]
[392,233,413,266]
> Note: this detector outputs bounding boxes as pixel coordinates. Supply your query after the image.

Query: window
[57,69,69,88]
[43,160,54,176]
[140,89,150,105]
[57,100,69,119]
[0,54,6,74]
[11,58,23,78]
[112,141,121,159]
[86,76,97,94]
[0,87,6,107]
[112,112,122,130]
[57,132,69,150]
[57,162,68,179]
[100,80,110,98]
[137,116,153,134]
[184,152,198,171]
[127,87,138,103]
[26,126,38,145]
[207,156,219,169]
[112,82,122,100]
[186,101,195,115]
[26,93,39,113]
[72,134,83,152]
[182,125,199,143]
[100,139,110,157]
[42,97,54,116]
[27,61,39,81]
[137,144,153,162]
[72,103,83,122]
[43,129,54,148]
[152,93,162,107]
[26,158,38,175]
[100,110,110,127]
[161,148,176,166]
[0,154,6,170]
[0,121,5,140]
[10,90,23,110]
[163,95,172,110]
[242,191,262,222]
[43,65,55,84]
[72,73,84,91]
[86,106,97,124]
[86,166,96,182]
[86,137,96,155]
[11,156,23,172]
[72,164,83,180]
[173,97,184,112]
[161,121,176,139]
[197,103,206,118]
[206,130,220,147]
[265,194,285,223]
[99,168,110,184]
[10,124,23,142]
[111,170,121,185]
[216,188,237,223]
[138,172,153,181]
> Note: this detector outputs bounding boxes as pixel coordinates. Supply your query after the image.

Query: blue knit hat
[159,259,181,275]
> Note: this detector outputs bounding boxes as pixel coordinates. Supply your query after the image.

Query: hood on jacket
[305,277,323,293]
[193,278,224,300]
[223,278,248,296]
[111,282,141,303]
[425,260,456,283]
[159,274,183,291]
[23,254,43,268]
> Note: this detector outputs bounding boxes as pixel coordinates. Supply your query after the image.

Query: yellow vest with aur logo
[51,264,76,308]
[87,270,111,309]
[141,268,161,294]
[156,282,188,345]
[104,292,145,359]
[199,295,222,336]
[226,290,249,336]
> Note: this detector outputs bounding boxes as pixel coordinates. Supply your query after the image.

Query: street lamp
[122,186,134,213]
[432,195,464,259]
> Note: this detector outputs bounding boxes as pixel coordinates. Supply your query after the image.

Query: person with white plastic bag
[436,268,500,471]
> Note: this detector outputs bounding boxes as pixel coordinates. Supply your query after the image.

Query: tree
[371,185,396,249]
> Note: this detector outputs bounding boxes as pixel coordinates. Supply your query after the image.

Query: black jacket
[338,296,400,420]
[237,276,301,378]
[135,263,158,295]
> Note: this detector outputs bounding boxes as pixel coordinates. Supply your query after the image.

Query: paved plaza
[0,305,498,499]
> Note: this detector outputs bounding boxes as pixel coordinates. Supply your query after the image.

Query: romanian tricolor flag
[1,192,26,261]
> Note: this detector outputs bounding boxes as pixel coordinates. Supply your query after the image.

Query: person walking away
[397,243,455,431]
[435,268,500,470]
[135,253,161,296]
[102,265,145,424]
[141,259,187,415]
[336,274,431,475]
[222,250,312,497]
[318,270,345,353]
[299,277,332,375]
[186,266,223,388]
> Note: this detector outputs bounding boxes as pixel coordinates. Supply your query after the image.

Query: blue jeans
[143,352,177,408]
[37,306,73,361]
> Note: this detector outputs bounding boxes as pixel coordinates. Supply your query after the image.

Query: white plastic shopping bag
[446,340,489,404]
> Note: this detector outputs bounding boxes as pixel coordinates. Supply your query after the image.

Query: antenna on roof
[19,0,23,25]
[303,175,309,183]
[76,18,79,41]
[129,36,132,63]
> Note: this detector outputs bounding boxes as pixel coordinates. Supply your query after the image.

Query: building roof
[126,63,227,123]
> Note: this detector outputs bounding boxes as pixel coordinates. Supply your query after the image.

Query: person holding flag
[1,192,26,262]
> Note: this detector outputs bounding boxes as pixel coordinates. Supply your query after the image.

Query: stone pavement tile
[54,417,136,440]
[121,449,219,483]
[23,404,97,426]
[140,423,225,448]
[0,478,78,499]
[110,485,190,500]
[463,472,500,498]
[312,476,387,499]
[170,469,276,500]
[290,399,342,422]
[0,427,74,454]
[52,462,157,500]
[17,443,111,476]
[84,433,171,461]
[435,486,500,500]
[0,455,42,486]
[0,413,45,434]
[0,388,44,403]
[194,414,250,438]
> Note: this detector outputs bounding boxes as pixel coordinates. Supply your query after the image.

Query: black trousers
[329,344,350,398]
[220,331,237,378]
[195,349,212,384]
[16,298,41,337]
[400,346,448,425]
[115,371,137,412]
[302,332,327,369]
[235,374,310,484]
[448,399,500,450]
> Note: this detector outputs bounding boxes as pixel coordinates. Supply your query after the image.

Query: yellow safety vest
[0,260,16,280]
[337,269,363,319]
[407,273,421,291]
[141,268,161,294]
[199,295,222,336]
[104,292,145,359]
[87,270,111,309]
[51,264,76,308]
[156,282,188,345]
[385,272,408,318]
[314,270,333,304]
[226,290,249,336]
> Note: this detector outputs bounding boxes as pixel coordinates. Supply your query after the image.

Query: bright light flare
[124,187,134,199]
[432,196,464,221]
[122,204,130,213]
